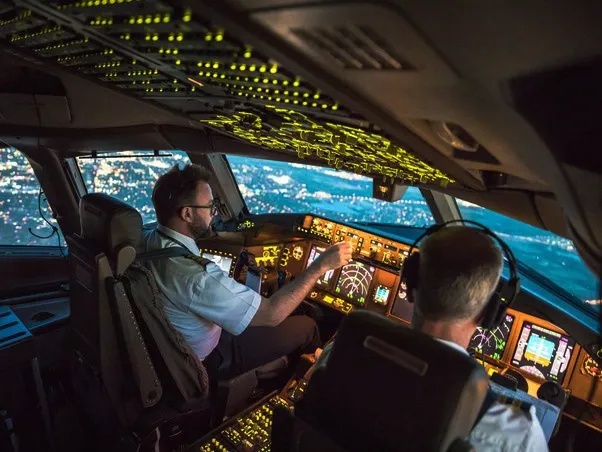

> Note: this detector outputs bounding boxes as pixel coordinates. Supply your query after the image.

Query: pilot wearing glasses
[144,164,351,380]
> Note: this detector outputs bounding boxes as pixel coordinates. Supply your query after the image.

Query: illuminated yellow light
[177,34,184,42]
[270,64,278,74]
[312,103,318,107]
[293,92,299,96]
[276,97,281,102]
[213,63,219,69]
[163,15,171,23]
[272,80,278,85]
[321,103,328,109]
[168,35,174,41]
[154,16,160,24]
[244,51,252,58]
[257,88,263,92]
[213,73,218,78]
[173,49,179,55]
[240,64,247,71]
[175,59,181,65]
[205,62,211,68]
[293,78,300,87]
[259,65,267,73]
[293,100,299,104]
[283,80,289,86]
[302,101,308,106]
[284,91,289,96]
[220,74,226,79]
[253,77,260,83]
[152,35,158,41]
[145,17,151,24]
[313,93,320,99]
[205,33,212,42]
[249,64,256,72]
[230,63,236,70]
[332,104,339,111]
[166,49,172,54]
[183,9,192,22]
[215,33,224,42]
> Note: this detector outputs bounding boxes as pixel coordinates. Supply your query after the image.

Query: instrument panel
[205,214,602,418]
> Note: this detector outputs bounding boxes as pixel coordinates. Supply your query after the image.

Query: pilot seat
[67,193,288,449]
[271,310,491,452]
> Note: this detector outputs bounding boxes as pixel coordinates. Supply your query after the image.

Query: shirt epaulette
[495,394,533,416]
[185,255,213,268]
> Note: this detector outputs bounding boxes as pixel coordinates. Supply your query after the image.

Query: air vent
[291,25,414,71]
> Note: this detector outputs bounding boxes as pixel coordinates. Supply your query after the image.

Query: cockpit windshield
[227,155,434,227]
[228,155,600,313]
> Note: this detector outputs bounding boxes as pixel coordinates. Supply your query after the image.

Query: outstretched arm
[250,241,352,326]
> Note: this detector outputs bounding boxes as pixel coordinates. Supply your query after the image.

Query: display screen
[390,282,414,322]
[334,260,375,305]
[468,314,515,360]
[306,245,334,288]
[511,322,575,382]
[201,252,233,274]
[373,285,391,305]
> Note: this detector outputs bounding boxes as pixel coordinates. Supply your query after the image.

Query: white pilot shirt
[142,225,261,360]
[315,339,548,452]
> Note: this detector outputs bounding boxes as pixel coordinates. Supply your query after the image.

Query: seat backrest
[121,259,210,404]
[292,310,489,452]
[67,193,160,424]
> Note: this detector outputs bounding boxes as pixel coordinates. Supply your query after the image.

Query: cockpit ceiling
[0,0,453,187]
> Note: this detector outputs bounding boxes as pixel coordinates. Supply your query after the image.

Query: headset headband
[402,219,521,329]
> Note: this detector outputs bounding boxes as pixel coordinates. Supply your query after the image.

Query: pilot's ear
[179,206,193,223]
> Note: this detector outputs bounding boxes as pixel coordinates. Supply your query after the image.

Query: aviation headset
[400,219,521,331]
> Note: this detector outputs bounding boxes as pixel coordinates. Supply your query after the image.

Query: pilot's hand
[316,241,352,271]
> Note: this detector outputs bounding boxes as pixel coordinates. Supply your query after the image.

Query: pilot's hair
[414,226,503,324]
[152,163,212,225]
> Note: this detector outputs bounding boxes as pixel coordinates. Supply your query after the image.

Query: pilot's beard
[189,219,213,241]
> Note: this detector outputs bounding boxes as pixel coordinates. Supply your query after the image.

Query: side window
[0,147,65,247]
[76,151,191,224]
[457,198,598,304]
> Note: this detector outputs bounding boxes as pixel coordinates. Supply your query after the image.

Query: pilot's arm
[249,241,351,327]
[184,241,351,334]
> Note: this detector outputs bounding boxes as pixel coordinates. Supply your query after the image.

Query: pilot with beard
[144,164,351,380]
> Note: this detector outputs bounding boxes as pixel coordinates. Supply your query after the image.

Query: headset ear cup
[401,253,420,302]
[480,292,508,330]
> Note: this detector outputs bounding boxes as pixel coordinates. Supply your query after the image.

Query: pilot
[143,163,352,380]
[314,226,548,451]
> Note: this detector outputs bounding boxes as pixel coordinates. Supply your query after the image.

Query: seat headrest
[297,310,489,452]
[80,193,143,257]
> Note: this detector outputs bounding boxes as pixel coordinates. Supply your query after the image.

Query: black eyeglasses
[180,199,220,216]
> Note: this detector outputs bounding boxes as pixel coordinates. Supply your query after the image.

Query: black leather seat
[272,310,490,452]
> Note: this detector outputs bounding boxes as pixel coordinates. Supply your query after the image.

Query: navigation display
[306,245,334,288]
[468,314,515,360]
[201,252,233,274]
[511,322,575,382]
[334,260,375,305]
